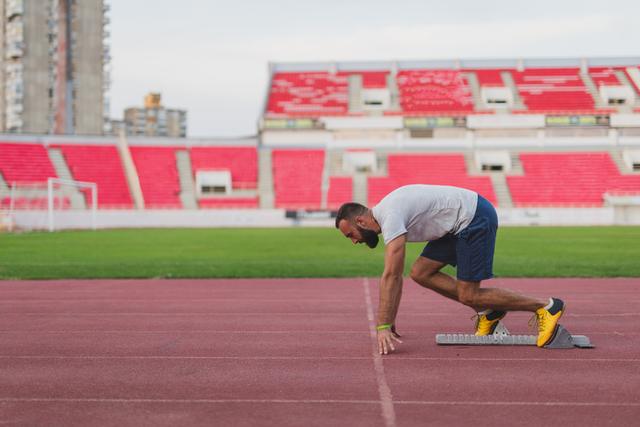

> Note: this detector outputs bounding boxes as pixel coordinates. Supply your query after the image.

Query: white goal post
[47,178,98,232]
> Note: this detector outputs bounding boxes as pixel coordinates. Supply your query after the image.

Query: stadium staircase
[0,174,8,193]
[387,72,401,111]
[175,150,198,209]
[47,148,87,209]
[348,74,363,113]
[614,70,640,110]
[115,138,145,209]
[509,152,525,175]
[489,173,513,208]
[463,72,486,111]
[352,172,368,205]
[500,71,526,111]
[463,151,513,208]
[609,149,635,174]
[580,72,606,109]
[257,148,274,209]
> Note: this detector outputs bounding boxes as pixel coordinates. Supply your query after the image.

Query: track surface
[1,278,639,426]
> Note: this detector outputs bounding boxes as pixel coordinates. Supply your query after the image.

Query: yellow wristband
[376,323,392,331]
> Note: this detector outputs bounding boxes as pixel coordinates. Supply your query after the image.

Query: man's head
[335,202,380,249]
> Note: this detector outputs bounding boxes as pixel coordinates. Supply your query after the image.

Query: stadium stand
[55,144,133,208]
[589,67,621,86]
[270,149,352,209]
[0,143,60,210]
[266,72,349,117]
[272,149,324,209]
[189,147,258,189]
[368,154,497,206]
[4,59,640,223]
[471,69,506,86]
[507,152,640,206]
[510,68,595,112]
[327,176,353,210]
[337,71,389,88]
[264,62,640,117]
[396,70,474,113]
[130,146,182,208]
[0,142,57,183]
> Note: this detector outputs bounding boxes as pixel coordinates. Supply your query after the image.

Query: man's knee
[409,258,442,283]
[457,281,480,306]
[410,263,432,283]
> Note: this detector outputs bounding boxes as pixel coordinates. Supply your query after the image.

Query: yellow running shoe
[532,298,565,347]
[473,310,507,336]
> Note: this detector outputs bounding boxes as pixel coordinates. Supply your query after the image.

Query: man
[335,184,564,355]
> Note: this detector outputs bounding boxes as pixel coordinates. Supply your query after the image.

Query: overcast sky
[109,0,640,137]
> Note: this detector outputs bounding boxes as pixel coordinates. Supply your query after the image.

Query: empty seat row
[2,142,639,210]
[265,66,640,117]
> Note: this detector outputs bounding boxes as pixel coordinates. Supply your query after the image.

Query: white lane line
[1,355,638,362]
[0,329,635,337]
[0,330,367,335]
[398,312,640,317]
[0,398,637,407]
[0,398,380,404]
[363,278,397,427]
[6,311,636,317]
[0,312,365,316]
[394,401,640,407]
[0,298,356,303]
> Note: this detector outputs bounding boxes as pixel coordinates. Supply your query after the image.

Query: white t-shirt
[371,184,478,244]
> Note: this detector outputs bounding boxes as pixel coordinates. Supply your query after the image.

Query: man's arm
[377,234,406,354]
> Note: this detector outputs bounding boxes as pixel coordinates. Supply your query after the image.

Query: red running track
[0,278,639,426]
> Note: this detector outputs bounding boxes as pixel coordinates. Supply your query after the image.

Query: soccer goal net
[0,178,97,232]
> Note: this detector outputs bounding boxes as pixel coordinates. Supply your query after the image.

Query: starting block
[435,321,594,349]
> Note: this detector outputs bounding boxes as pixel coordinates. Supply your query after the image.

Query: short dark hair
[335,202,368,228]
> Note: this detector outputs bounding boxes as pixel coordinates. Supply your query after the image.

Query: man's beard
[358,226,379,249]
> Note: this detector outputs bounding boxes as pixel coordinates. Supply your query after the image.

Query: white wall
[8,206,639,232]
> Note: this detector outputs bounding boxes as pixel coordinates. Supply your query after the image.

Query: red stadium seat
[55,144,133,208]
[190,147,258,189]
[130,146,183,208]
[272,149,352,209]
[507,152,640,206]
[367,154,496,206]
[396,70,474,114]
[510,68,595,112]
[0,142,57,183]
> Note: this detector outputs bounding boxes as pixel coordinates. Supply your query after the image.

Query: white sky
[109,0,640,137]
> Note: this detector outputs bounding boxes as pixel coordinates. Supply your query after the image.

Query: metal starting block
[435,321,594,349]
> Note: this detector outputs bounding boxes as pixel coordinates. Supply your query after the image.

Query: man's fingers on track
[392,336,403,343]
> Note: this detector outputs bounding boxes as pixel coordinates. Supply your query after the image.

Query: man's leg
[410,257,544,312]
[456,279,545,312]
[409,257,459,302]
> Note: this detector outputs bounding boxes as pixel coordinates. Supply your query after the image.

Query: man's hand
[377,328,403,355]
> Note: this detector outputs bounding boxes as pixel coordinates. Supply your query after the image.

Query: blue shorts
[420,195,498,282]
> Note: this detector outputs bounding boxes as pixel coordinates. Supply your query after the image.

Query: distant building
[122,93,187,137]
[0,0,110,135]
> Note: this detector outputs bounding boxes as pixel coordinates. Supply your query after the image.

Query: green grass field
[0,226,639,279]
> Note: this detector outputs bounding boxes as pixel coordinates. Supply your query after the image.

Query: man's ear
[355,215,366,228]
